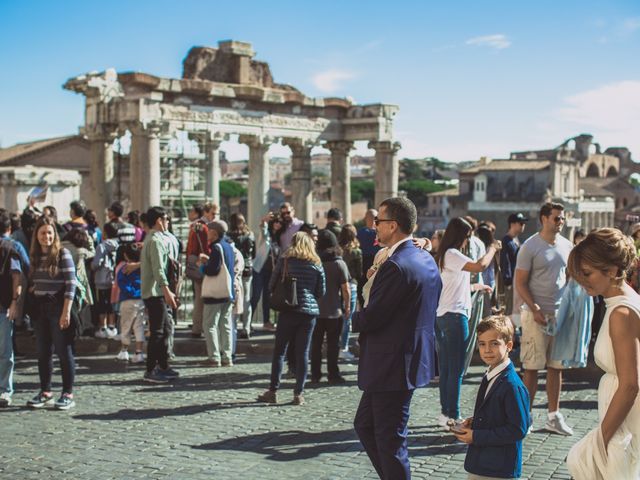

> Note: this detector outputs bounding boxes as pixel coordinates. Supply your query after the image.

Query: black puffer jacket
[269,256,326,316]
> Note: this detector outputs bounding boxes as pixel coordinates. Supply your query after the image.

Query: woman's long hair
[338,224,359,252]
[435,217,473,271]
[284,231,321,265]
[30,215,63,277]
[229,212,250,236]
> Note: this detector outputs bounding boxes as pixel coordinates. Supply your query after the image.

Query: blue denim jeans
[340,283,357,350]
[435,312,469,419]
[0,308,14,395]
[269,311,316,395]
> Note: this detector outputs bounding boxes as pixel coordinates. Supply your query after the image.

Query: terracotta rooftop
[426,186,460,197]
[461,160,551,174]
[0,135,84,164]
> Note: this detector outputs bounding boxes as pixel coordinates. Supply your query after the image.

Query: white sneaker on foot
[437,413,450,429]
[95,328,108,339]
[545,411,574,436]
[339,350,355,361]
[106,327,118,339]
[116,350,130,362]
[132,352,145,364]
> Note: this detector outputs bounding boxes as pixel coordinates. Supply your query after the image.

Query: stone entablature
[64,40,400,227]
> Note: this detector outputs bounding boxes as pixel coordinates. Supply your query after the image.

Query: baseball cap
[508,213,529,224]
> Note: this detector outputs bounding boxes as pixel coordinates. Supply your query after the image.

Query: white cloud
[311,69,356,93]
[622,17,640,34]
[543,80,640,156]
[465,34,511,50]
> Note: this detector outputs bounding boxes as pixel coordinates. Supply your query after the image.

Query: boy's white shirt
[484,357,511,399]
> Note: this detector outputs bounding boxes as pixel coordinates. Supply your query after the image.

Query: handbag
[201,243,233,299]
[270,258,299,312]
[185,224,206,281]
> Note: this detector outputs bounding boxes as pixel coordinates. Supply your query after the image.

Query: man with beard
[277,202,304,252]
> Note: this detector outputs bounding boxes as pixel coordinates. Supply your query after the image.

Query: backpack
[167,256,183,298]
[0,239,21,309]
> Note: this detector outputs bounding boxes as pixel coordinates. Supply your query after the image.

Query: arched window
[606,166,618,177]
[586,163,600,177]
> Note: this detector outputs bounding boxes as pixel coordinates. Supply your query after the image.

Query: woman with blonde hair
[258,232,326,405]
[26,215,77,410]
[567,228,640,479]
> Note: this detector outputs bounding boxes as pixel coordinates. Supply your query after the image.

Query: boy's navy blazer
[352,239,442,392]
[465,361,531,479]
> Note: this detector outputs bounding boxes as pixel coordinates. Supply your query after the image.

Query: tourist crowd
[1,195,640,479]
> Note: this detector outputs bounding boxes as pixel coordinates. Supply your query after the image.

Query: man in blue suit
[353,197,442,479]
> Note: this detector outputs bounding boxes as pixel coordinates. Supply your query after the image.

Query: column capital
[325,140,354,156]
[368,140,401,154]
[239,134,275,150]
[282,137,315,156]
[85,125,118,142]
[128,121,166,138]
[189,131,229,149]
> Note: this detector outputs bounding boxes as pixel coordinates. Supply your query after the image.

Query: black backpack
[0,239,21,309]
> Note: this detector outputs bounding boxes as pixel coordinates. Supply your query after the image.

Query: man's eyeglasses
[281,211,291,215]
[553,216,566,223]
[374,217,395,226]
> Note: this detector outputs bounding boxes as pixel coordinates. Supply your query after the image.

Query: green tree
[399,179,448,206]
[219,180,247,198]
[351,179,375,205]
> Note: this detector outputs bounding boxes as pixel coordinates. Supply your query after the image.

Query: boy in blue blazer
[453,315,531,479]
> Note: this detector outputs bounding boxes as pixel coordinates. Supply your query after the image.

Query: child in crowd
[453,315,531,479]
[115,244,146,363]
[92,222,119,338]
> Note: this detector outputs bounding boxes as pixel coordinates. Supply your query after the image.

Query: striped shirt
[32,248,77,300]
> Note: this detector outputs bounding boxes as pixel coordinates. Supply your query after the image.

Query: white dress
[567,292,640,480]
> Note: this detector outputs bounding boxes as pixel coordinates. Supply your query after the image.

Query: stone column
[205,133,227,206]
[131,124,161,211]
[240,135,272,232]
[369,141,401,207]
[87,129,116,223]
[326,141,354,224]
[284,138,314,223]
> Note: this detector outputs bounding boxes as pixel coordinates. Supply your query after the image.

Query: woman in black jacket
[257,232,326,405]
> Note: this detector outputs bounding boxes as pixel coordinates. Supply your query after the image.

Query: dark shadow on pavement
[192,428,360,461]
[73,400,267,421]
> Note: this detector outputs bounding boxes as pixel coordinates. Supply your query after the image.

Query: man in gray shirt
[515,202,574,436]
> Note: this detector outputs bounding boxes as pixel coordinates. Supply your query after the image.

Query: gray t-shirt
[515,233,573,312]
[318,257,350,319]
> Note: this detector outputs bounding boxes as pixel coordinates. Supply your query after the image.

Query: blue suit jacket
[465,362,531,479]
[353,239,442,392]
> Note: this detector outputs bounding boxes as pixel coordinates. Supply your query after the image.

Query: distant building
[456,134,637,238]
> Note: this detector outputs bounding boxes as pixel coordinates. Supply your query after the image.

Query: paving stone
[0,353,601,479]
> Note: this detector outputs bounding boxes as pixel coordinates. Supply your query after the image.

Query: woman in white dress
[566,228,640,480]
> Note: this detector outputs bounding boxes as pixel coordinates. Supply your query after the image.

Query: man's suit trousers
[354,389,414,480]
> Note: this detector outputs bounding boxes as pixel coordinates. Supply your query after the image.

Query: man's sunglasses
[553,216,565,223]
[374,217,395,226]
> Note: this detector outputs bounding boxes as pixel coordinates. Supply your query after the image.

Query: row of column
[86,128,400,231]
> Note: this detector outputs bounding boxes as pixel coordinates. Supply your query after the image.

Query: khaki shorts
[520,309,564,371]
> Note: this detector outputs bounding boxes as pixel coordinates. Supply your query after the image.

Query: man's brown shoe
[257,390,277,404]
[292,394,305,406]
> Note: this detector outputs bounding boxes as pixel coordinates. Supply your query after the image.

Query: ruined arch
[586,163,600,178]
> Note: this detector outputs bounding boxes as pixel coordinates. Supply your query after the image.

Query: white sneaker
[132,352,145,364]
[446,417,464,432]
[437,413,450,429]
[95,327,108,339]
[339,350,356,361]
[0,392,11,407]
[106,327,118,339]
[116,350,130,362]
[545,412,574,436]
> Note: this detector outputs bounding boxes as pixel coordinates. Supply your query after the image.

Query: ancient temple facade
[64,40,400,229]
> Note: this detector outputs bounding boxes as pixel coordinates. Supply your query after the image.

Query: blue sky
[1,0,639,162]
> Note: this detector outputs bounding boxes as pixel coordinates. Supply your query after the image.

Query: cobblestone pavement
[0,346,600,479]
